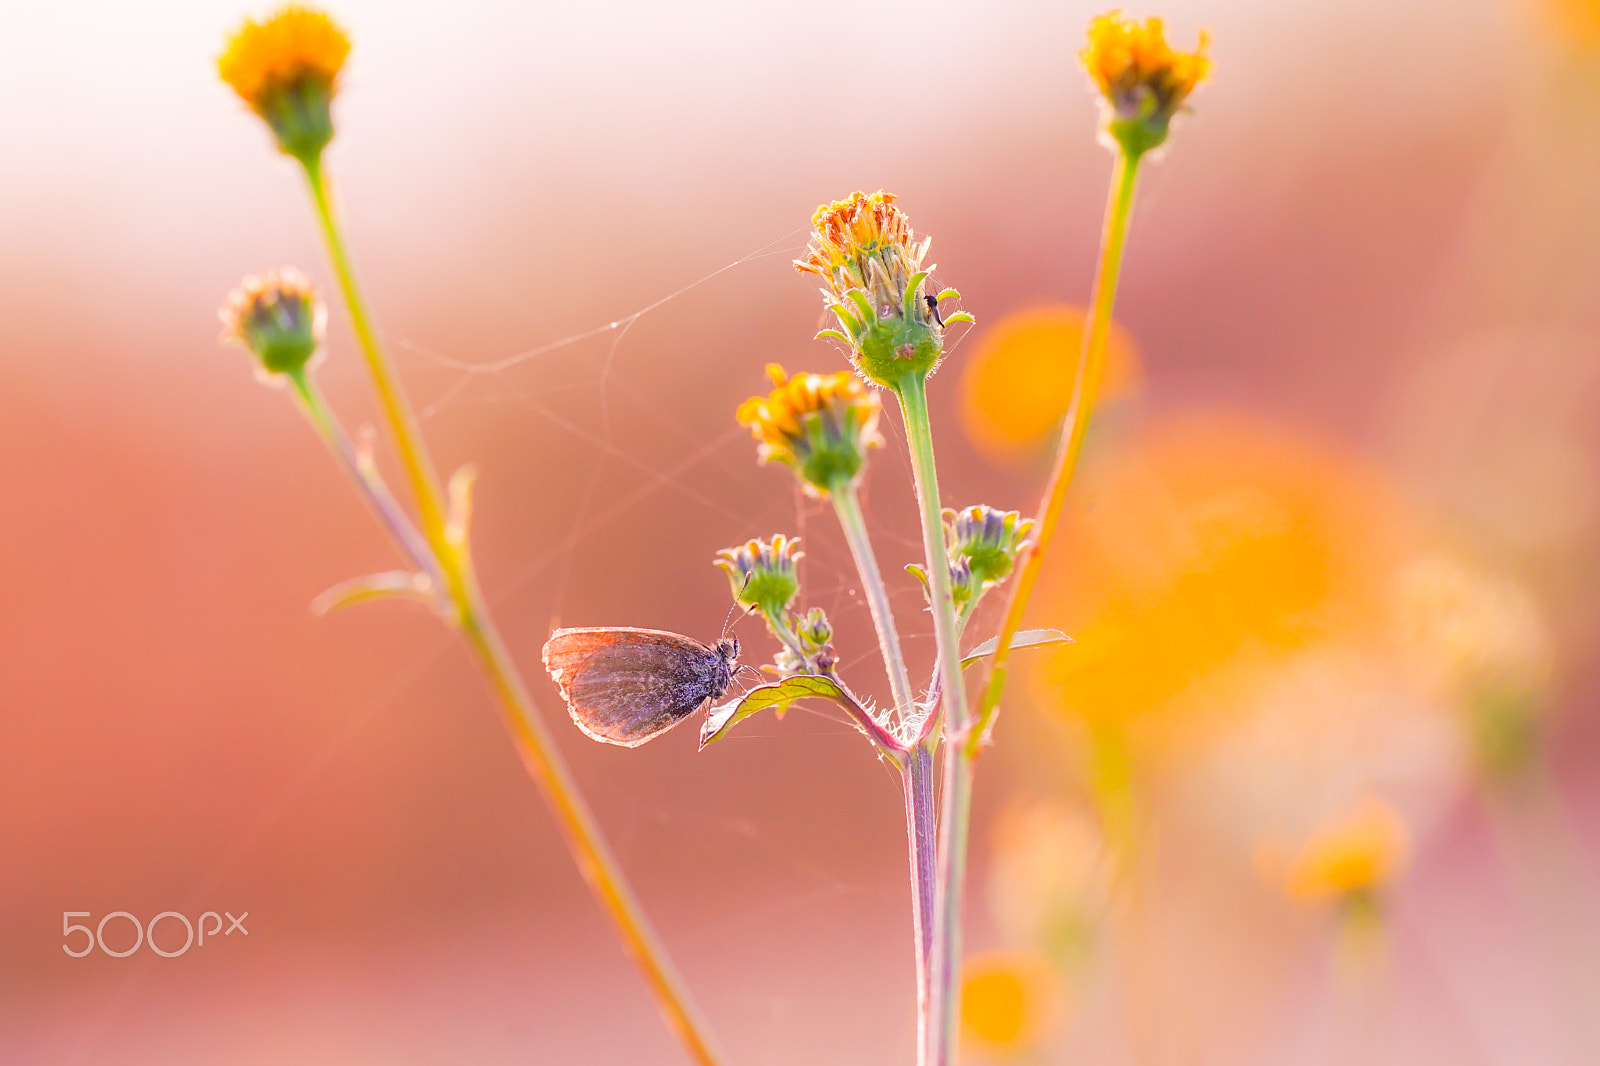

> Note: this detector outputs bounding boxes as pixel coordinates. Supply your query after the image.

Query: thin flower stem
[970,147,1143,756]
[297,156,725,1066]
[828,476,934,1052]
[895,370,971,1066]
[456,602,725,1066]
[285,368,439,582]
[302,159,452,563]
[829,479,917,722]
[902,741,939,1065]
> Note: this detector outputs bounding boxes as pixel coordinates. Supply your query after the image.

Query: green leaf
[960,628,1073,668]
[699,674,852,749]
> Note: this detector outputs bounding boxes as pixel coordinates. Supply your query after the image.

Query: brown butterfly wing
[542,628,731,747]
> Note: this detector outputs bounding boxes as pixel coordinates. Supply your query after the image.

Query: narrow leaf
[312,571,437,615]
[960,628,1073,668]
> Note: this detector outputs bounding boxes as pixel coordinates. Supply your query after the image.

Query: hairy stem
[903,741,939,1065]
[829,475,933,1054]
[829,478,917,724]
[896,371,971,1066]
[298,156,724,1066]
[971,148,1143,754]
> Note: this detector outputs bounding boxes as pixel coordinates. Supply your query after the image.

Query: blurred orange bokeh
[957,305,1140,464]
[1029,411,1421,760]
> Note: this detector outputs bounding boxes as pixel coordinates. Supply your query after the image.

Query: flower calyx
[219,267,326,377]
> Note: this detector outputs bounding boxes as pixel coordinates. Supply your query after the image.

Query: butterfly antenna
[720,577,757,639]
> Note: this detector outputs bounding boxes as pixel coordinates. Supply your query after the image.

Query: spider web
[77,219,980,1063]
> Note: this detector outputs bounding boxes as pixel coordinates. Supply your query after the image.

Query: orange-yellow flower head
[219,7,350,164]
[960,951,1061,1055]
[1082,11,1209,156]
[219,267,326,376]
[736,364,883,495]
[1281,797,1411,904]
[795,191,972,391]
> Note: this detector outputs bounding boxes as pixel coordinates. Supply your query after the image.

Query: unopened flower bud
[798,606,833,648]
[714,535,802,618]
[219,268,326,376]
[948,506,1034,587]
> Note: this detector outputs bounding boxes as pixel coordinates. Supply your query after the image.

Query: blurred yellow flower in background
[1014,412,1495,871]
[960,950,1061,1057]
[958,305,1141,464]
[1271,796,1412,903]
[1030,412,1419,762]
[1537,0,1600,48]
[987,796,1108,956]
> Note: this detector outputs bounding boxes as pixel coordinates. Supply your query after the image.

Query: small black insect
[925,293,946,327]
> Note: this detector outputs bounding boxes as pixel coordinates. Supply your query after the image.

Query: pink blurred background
[1,0,1596,1062]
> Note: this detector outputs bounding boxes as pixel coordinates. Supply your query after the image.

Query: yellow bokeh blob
[1276,796,1412,902]
[1537,0,1600,48]
[958,305,1141,464]
[960,950,1060,1055]
[1028,412,1422,765]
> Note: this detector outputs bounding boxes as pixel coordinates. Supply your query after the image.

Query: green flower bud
[219,268,326,376]
[797,606,833,649]
[714,535,802,618]
[948,506,1034,586]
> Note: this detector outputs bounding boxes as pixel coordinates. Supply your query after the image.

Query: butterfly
[542,628,741,747]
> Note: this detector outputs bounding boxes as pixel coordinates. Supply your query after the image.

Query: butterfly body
[542,627,740,747]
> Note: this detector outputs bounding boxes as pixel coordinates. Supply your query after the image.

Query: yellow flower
[219,6,351,163]
[794,191,971,389]
[1281,797,1411,902]
[219,267,326,376]
[960,950,1061,1055]
[1081,11,1209,155]
[736,364,882,495]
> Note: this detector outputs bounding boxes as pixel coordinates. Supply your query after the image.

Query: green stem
[896,371,970,1066]
[903,742,939,1065]
[971,147,1143,755]
[285,368,439,582]
[301,158,452,564]
[297,155,724,1066]
[829,479,917,722]
[829,475,933,1054]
